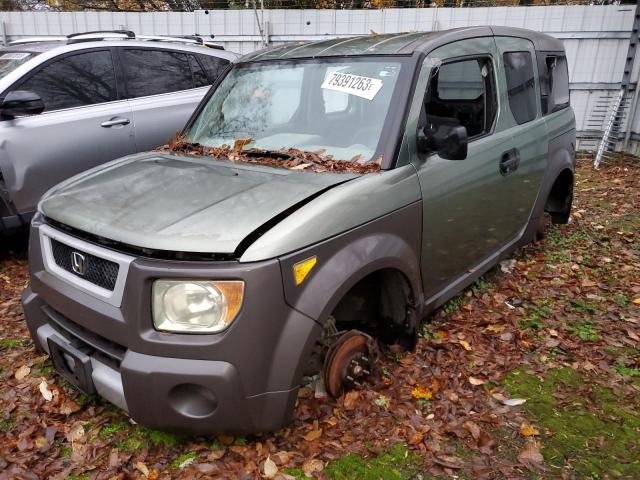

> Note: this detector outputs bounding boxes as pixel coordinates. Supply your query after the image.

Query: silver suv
[0,30,237,235]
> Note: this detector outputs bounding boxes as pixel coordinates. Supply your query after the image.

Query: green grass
[0,338,26,349]
[504,367,640,477]
[287,445,420,480]
[566,320,599,341]
[171,451,197,468]
[615,361,640,378]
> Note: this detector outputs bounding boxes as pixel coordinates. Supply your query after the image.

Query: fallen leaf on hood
[518,440,544,469]
[39,380,53,401]
[302,458,324,477]
[520,422,540,437]
[263,456,278,479]
[14,365,30,380]
[468,377,486,386]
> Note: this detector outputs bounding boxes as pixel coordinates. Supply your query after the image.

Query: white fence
[1,5,639,153]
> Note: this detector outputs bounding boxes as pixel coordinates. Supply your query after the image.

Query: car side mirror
[0,90,45,119]
[417,124,468,161]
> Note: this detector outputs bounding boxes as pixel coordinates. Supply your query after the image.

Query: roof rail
[7,31,224,50]
[67,30,135,44]
[9,36,68,45]
[67,30,135,39]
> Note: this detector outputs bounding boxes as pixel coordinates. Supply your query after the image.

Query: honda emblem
[71,251,86,275]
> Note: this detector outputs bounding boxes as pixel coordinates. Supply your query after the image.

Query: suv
[0,30,237,235]
[22,27,575,434]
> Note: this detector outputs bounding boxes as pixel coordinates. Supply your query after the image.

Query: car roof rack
[8,31,224,50]
[9,30,224,50]
[9,36,68,46]
[66,30,136,43]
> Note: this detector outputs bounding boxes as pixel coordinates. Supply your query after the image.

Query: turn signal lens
[152,280,244,333]
[293,256,317,286]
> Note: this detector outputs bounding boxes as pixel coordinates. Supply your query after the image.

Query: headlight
[152,280,244,333]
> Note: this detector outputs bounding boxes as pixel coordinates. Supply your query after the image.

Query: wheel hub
[323,330,376,398]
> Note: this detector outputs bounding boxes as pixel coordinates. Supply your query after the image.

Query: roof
[241,26,564,62]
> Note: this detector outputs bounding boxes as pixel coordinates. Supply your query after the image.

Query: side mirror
[0,90,45,119]
[417,124,468,161]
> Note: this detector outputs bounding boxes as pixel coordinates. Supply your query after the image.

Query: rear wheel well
[330,268,418,350]
[545,169,574,224]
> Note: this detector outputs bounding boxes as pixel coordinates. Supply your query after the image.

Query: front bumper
[22,219,321,434]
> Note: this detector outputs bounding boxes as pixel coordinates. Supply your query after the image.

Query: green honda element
[22,26,575,434]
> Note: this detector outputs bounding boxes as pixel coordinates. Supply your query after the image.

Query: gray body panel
[0,40,237,231]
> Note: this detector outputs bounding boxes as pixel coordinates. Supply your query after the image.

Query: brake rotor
[323,330,376,398]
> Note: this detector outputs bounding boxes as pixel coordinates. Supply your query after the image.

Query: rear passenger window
[424,57,496,138]
[540,55,570,114]
[197,55,230,82]
[17,50,116,112]
[503,51,537,124]
[121,49,193,98]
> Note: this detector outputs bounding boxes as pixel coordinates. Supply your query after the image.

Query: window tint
[423,58,496,138]
[17,50,116,112]
[197,54,229,82]
[503,51,537,124]
[189,55,209,88]
[121,49,193,98]
[541,55,570,114]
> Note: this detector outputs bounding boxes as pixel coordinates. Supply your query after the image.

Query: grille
[50,239,119,291]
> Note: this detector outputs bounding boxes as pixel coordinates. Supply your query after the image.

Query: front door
[0,49,136,214]
[407,37,527,302]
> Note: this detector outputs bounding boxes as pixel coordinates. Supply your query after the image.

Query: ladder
[594,0,640,168]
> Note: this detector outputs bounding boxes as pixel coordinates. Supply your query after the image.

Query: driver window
[423,57,496,139]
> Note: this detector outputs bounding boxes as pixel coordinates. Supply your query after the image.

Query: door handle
[101,117,130,128]
[499,148,520,176]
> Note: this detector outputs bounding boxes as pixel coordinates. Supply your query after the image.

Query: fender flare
[520,131,575,244]
[279,202,425,327]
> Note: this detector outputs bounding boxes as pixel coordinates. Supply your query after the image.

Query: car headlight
[152,280,244,333]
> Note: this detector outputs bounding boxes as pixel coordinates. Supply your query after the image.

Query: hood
[40,153,357,255]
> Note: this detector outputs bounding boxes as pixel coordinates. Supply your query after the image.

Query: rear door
[0,48,135,214]
[118,48,228,151]
[494,37,548,229]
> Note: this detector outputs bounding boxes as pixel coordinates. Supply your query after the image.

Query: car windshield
[187,59,402,162]
[0,52,33,80]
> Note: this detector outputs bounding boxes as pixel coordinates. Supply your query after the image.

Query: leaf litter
[0,155,638,478]
[157,132,383,174]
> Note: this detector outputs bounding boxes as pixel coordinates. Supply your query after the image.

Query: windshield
[0,52,33,81]
[187,59,402,162]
